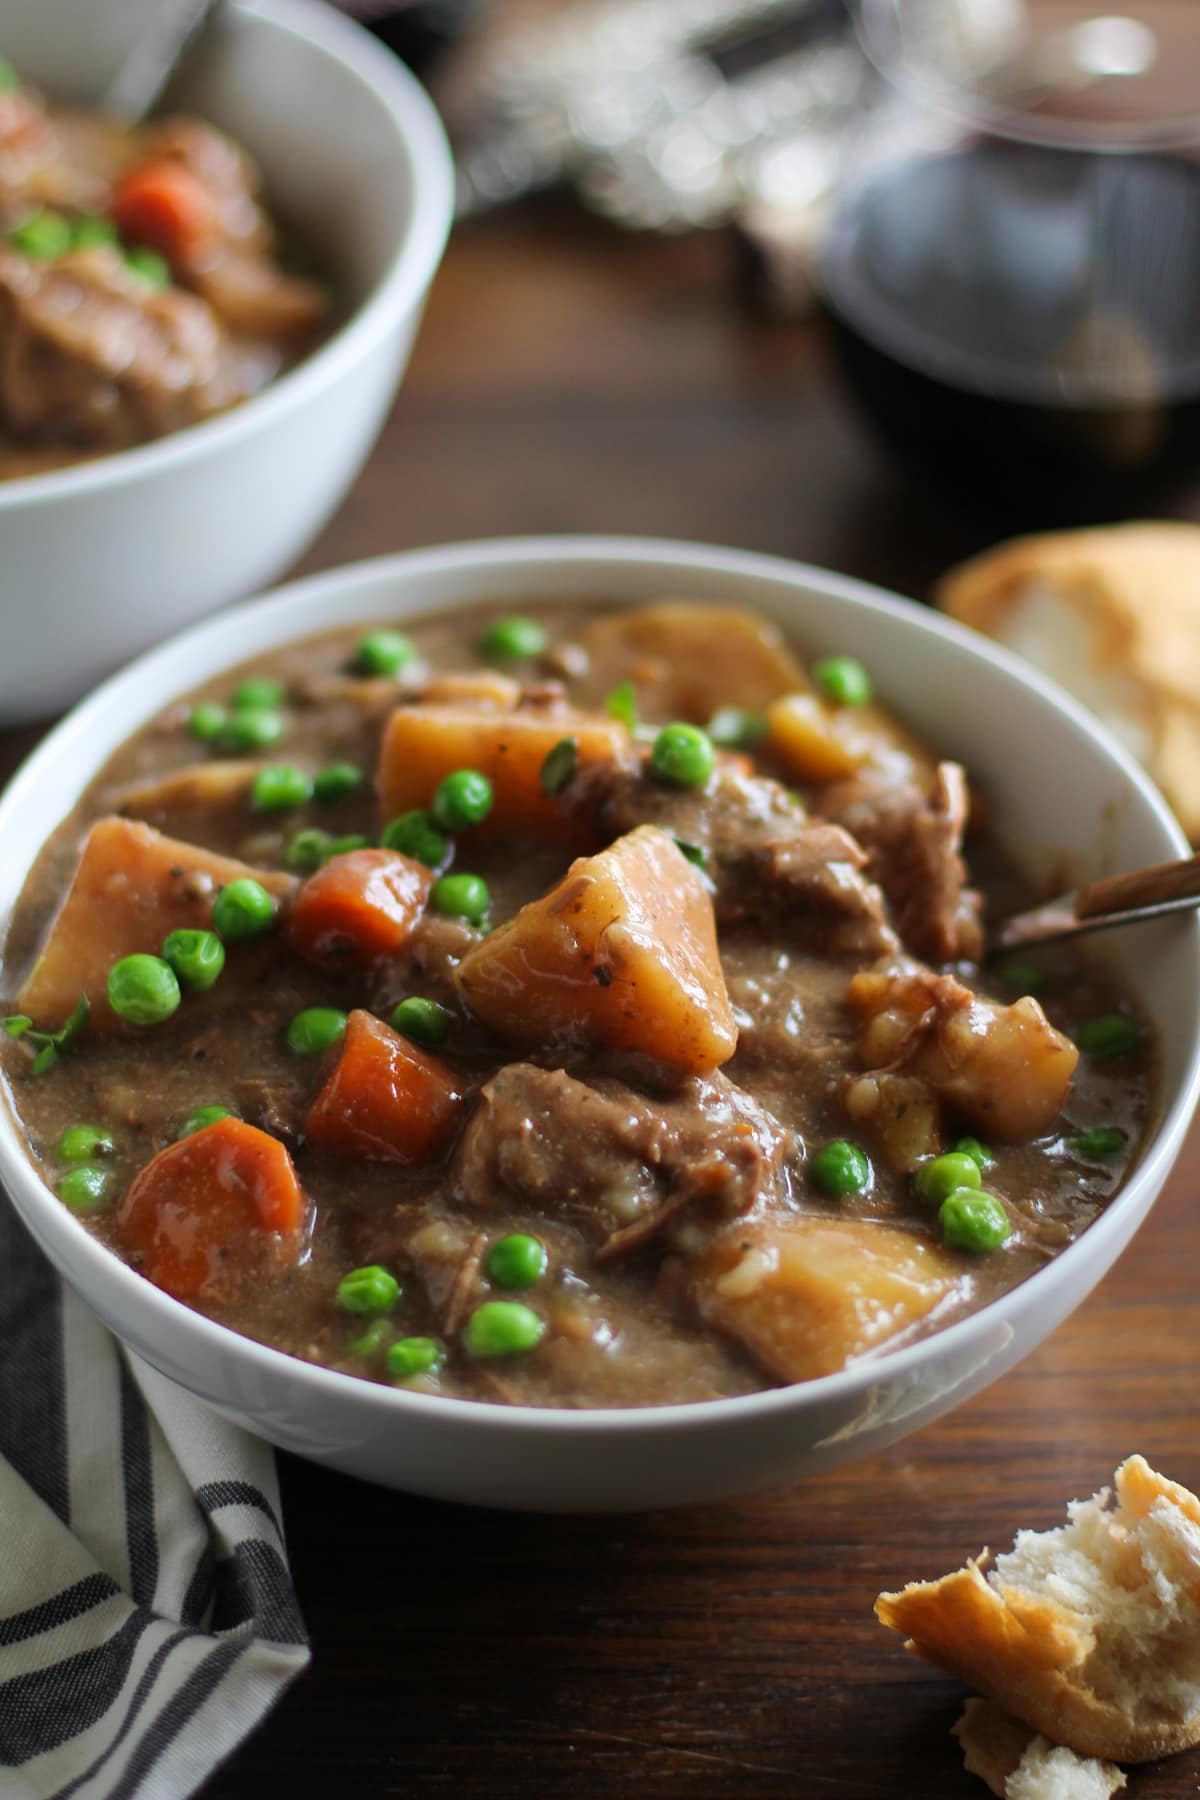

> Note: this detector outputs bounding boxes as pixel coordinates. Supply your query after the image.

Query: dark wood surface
[14,193,1200,1798]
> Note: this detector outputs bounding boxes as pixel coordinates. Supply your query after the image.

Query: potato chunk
[378,704,629,837]
[767,692,935,788]
[454,824,737,1074]
[17,816,295,1030]
[108,759,261,821]
[689,1216,962,1383]
[576,601,807,721]
[848,961,1078,1142]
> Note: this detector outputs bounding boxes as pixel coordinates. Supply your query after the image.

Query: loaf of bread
[953,1698,1125,1798]
[876,1455,1200,1762]
[936,522,1200,838]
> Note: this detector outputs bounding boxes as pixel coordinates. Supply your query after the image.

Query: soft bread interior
[990,1457,1200,1726]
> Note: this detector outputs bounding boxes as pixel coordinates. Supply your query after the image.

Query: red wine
[819,144,1200,523]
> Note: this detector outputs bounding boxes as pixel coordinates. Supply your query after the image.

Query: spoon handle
[1074,852,1200,920]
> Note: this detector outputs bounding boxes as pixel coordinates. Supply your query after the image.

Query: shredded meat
[580,755,897,959]
[0,244,263,451]
[452,1061,791,1260]
[233,1078,306,1149]
[819,762,983,963]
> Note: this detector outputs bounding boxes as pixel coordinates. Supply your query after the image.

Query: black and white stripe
[0,1190,309,1798]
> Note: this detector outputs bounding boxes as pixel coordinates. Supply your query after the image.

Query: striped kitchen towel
[0,1190,310,1798]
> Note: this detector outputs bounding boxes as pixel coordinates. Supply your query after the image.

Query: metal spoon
[99,0,222,121]
[990,851,1200,955]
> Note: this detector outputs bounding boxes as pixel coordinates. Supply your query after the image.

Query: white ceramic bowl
[0,0,453,722]
[1,537,1197,1511]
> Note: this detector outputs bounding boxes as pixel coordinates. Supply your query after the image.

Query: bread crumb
[955,1698,1125,1799]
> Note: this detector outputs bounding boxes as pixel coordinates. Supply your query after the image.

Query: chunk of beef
[233,1077,306,1149]
[452,1061,791,1260]
[582,755,897,959]
[819,762,983,963]
[0,245,266,451]
[847,958,1079,1143]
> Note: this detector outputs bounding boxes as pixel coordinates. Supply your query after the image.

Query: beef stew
[0,63,330,476]
[0,601,1157,1408]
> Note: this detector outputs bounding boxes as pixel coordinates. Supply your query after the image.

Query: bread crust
[876,1456,1200,1763]
[936,522,1200,837]
[953,1697,1035,1796]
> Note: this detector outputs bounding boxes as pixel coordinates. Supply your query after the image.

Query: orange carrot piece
[110,159,217,266]
[305,1009,463,1164]
[117,1117,305,1300]
[283,849,431,969]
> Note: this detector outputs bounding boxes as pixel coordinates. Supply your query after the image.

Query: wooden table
[23,196,1200,1798]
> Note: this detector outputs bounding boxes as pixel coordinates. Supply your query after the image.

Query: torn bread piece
[954,1698,1126,1799]
[876,1455,1200,1761]
[936,522,1200,838]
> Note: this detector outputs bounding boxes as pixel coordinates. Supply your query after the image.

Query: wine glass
[816,0,1200,525]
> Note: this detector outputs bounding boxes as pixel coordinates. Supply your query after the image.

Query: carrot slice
[117,1117,305,1300]
[283,849,432,969]
[110,159,218,266]
[305,1009,463,1164]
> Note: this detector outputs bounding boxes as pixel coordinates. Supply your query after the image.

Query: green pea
[177,1105,234,1139]
[217,707,283,752]
[390,997,451,1050]
[58,1123,115,1163]
[812,655,872,708]
[58,1166,111,1214]
[914,1152,983,1207]
[387,1336,446,1381]
[463,1300,546,1358]
[1074,1014,1141,1058]
[251,764,313,813]
[336,1265,400,1316]
[431,768,493,831]
[953,1136,995,1173]
[430,872,489,925]
[107,954,181,1026]
[807,1139,872,1198]
[1067,1127,1127,1159]
[539,737,578,797]
[285,827,335,872]
[124,246,170,288]
[486,1233,548,1290]
[348,1318,393,1359]
[381,811,449,867]
[161,927,225,992]
[478,616,548,662]
[10,209,72,259]
[71,213,118,249]
[651,722,715,789]
[212,878,277,942]
[354,629,417,677]
[231,676,285,711]
[286,1007,347,1055]
[939,1189,1012,1253]
[0,58,18,93]
[312,761,364,803]
[707,706,768,749]
[606,680,637,731]
[187,701,227,742]
[999,960,1046,995]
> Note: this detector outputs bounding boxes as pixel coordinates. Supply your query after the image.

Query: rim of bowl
[854,0,1200,153]
[2,533,1197,1438]
[0,0,455,511]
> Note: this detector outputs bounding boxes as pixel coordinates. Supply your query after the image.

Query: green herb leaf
[540,736,579,797]
[606,681,637,733]
[30,1042,59,1077]
[2,1015,32,1037]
